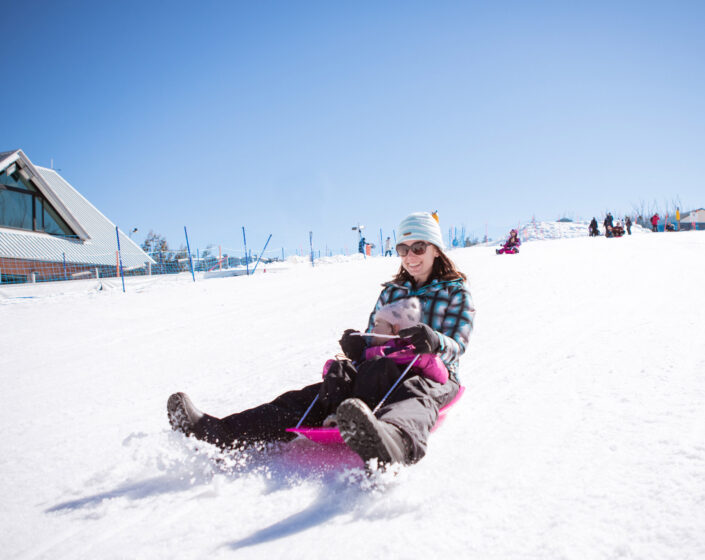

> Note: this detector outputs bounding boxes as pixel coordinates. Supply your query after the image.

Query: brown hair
[392,246,467,286]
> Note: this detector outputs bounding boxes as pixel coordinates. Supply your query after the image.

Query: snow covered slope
[2,231,704,559]
[513,219,650,244]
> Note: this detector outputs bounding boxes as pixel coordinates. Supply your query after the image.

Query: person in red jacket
[650,213,660,232]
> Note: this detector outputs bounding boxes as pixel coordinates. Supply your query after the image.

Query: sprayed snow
[2,231,705,559]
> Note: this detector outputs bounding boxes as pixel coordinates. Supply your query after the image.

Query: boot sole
[337,400,393,464]
[167,393,194,435]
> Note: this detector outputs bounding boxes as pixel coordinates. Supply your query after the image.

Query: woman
[168,211,475,466]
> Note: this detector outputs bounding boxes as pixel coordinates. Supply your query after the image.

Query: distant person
[384,236,393,257]
[496,229,521,254]
[625,216,632,235]
[603,214,614,238]
[358,237,367,254]
[612,220,625,237]
[650,213,660,232]
[589,218,600,237]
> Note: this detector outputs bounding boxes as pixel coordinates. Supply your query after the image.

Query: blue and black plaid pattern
[366,278,475,378]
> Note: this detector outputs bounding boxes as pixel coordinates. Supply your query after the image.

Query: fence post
[184,226,195,282]
[309,231,315,267]
[62,252,67,281]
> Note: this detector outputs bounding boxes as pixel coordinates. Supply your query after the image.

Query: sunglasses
[396,241,431,257]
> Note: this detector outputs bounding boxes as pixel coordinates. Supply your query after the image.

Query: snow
[512,220,650,244]
[2,225,705,560]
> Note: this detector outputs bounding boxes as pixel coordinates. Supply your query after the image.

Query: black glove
[399,323,441,354]
[338,329,366,362]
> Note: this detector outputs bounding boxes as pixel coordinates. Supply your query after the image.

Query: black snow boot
[336,398,409,465]
[167,392,229,447]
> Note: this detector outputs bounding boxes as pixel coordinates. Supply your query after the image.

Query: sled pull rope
[372,354,420,415]
[295,394,319,429]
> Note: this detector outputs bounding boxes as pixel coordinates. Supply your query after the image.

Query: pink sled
[286,386,465,445]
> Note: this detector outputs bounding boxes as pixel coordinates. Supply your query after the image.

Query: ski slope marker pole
[115,226,126,293]
[372,354,420,414]
[252,234,272,274]
[242,226,250,275]
[184,226,195,282]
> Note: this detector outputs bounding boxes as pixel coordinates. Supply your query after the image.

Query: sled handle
[372,354,420,414]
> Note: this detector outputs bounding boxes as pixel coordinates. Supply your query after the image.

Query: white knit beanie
[397,212,445,250]
[375,297,422,330]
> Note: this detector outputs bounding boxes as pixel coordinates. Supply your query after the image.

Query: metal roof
[0,152,153,267]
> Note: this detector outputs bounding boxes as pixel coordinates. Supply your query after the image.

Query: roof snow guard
[0,150,154,267]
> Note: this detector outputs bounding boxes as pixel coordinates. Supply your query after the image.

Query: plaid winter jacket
[365,278,475,380]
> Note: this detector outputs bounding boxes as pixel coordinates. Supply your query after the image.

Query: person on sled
[612,219,625,237]
[496,229,521,254]
[589,218,600,237]
[167,211,474,467]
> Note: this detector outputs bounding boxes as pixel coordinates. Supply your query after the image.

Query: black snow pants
[214,357,460,463]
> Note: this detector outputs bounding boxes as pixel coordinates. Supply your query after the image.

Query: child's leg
[352,357,402,410]
[319,359,358,415]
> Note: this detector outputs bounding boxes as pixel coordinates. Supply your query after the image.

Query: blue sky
[2,0,704,255]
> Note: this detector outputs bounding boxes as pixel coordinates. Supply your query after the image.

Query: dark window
[1,272,28,284]
[0,188,33,229]
[0,169,76,236]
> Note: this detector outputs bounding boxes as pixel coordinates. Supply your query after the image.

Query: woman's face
[398,239,439,284]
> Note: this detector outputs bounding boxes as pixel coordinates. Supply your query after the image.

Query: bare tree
[141,230,169,253]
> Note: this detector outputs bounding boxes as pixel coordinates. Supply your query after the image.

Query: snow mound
[512,220,650,244]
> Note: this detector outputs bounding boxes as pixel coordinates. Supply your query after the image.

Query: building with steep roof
[0,149,153,284]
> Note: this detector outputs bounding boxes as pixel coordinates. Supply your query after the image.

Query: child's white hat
[375,297,422,330]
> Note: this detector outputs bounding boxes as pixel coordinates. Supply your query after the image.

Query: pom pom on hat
[397,211,445,249]
[375,297,422,330]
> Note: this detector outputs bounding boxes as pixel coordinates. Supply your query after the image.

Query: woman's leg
[375,375,461,463]
[218,383,326,444]
[168,383,326,448]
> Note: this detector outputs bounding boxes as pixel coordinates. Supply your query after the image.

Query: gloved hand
[338,329,366,362]
[399,323,441,354]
